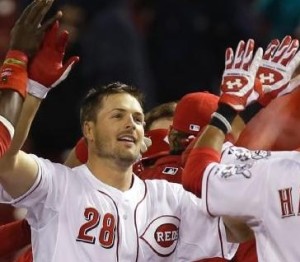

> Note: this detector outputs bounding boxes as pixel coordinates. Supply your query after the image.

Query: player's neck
[86,156,134,192]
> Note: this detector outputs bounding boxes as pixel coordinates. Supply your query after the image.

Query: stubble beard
[95,139,139,166]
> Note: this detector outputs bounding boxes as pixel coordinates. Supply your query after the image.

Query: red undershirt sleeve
[182,147,220,197]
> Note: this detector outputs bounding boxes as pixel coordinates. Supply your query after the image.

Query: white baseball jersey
[201,142,300,262]
[0,154,237,261]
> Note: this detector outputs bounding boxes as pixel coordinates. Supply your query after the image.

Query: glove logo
[141,216,180,256]
[228,146,271,162]
[259,73,275,84]
[226,79,243,89]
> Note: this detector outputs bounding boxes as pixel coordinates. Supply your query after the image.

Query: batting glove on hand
[219,39,263,111]
[28,21,80,99]
[257,35,300,106]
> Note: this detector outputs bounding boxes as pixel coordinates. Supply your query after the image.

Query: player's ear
[83,121,95,142]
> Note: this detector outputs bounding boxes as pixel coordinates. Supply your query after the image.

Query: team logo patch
[215,163,253,179]
[141,216,180,256]
[259,72,275,84]
[189,124,200,132]
[162,167,178,175]
[228,146,270,162]
[226,78,243,89]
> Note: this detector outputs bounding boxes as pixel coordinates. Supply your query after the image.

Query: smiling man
[0,78,240,261]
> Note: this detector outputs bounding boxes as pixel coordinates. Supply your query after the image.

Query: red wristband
[0,50,28,98]
[5,50,28,66]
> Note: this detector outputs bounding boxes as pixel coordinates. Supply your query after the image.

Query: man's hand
[219,39,263,111]
[257,36,300,106]
[28,21,80,98]
[9,0,61,58]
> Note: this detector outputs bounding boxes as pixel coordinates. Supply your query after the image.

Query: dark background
[1,0,300,162]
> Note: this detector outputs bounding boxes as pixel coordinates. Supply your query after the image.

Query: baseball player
[0,73,241,261]
[139,91,219,184]
[64,101,176,170]
[182,36,300,262]
[0,4,241,262]
[0,81,240,261]
[50,79,255,262]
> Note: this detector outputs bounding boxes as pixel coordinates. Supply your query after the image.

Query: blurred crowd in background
[1,0,300,164]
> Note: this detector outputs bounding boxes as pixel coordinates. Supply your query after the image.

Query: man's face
[88,93,144,165]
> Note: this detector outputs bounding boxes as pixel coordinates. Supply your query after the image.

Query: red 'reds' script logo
[141,216,180,256]
[155,223,178,248]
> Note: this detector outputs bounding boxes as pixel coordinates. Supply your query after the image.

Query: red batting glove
[257,36,300,106]
[28,21,80,99]
[219,39,263,111]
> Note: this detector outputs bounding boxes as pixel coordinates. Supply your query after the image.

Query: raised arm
[183,36,300,197]
[0,0,78,198]
[182,36,300,242]
[181,39,263,196]
[9,20,79,156]
[0,0,56,157]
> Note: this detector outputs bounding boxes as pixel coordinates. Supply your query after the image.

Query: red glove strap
[0,64,28,98]
[0,50,28,98]
[182,147,220,197]
[75,137,88,163]
[5,50,28,66]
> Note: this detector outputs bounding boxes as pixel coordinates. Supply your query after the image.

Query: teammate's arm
[181,39,262,244]
[0,0,51,157]
[0,0,65,198]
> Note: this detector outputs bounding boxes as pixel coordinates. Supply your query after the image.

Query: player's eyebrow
[110,108,144,117]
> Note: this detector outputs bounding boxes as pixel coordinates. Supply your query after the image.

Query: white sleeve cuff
[27,79,49,99]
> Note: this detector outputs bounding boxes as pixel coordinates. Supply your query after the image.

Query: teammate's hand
[28,21,79,98]
[257,36,300,106]
[9,0,61,58]
[219,39,263,111]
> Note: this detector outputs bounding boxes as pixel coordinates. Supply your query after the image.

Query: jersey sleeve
[175,185,238,260]
[221,142,273,166]
[201,156,273,219]
[0,154,72,228]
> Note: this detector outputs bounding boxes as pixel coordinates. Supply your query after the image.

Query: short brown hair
[144,101,177,132]
[80,82,144,128]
